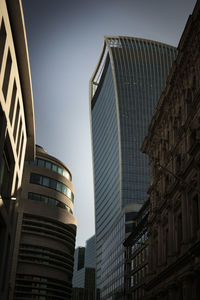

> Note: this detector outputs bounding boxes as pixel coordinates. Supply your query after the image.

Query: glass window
[40,195,48,203]
[52,164,57,172]
[49,178,56,189]
[58,167,63,175]
[30,173,42,185]
[67,189,72,199]
[42,177,49,187]
[45,161,51,169]
[56,182,62,192]
[62,185,67,196]
[38,159,45,167]
[63,169,70,180]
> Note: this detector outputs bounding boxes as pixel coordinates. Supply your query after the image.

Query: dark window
[49,178,56,189]
[30,173,42,185]
[19,134,24,167]
[2,50,12,100]
[9,81,17,124]
[13,102,20,141]
[37,159,45,167]
[16,118,22,155]
[0,19,6,72]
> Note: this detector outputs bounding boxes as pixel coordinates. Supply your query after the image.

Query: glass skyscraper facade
[90,36,177,299]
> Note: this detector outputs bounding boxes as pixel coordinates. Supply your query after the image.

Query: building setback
[141,1,200,299]
[0,0,35,299]
[9,145,77,300]
[89,36,177,299]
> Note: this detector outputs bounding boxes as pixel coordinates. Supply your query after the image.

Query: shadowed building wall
[142,1,200,299]
[10,145,77,300]
[0,1,35,299]
[89,36,177,299]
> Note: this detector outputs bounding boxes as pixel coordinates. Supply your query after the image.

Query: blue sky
[22,0,196,246]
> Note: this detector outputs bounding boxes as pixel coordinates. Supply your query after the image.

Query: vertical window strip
[0,18,6,72]
[19,133,24,168]
[16,118,22,155]
[2,50,12,100]
[13,102,20,141]
[9,80,17,124]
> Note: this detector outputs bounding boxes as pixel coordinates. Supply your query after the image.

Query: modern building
[141,1,200,299]
[123,199,149,300]
[89,36,177,298]
[0,0,35,299]
[9,145,77,300]
[73,235,96,300]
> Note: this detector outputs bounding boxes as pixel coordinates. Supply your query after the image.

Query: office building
[89,36,177,298]
[73,235,96,300]
[0,0,35,299]
[141,1,200,299]
[9,145,77,300]
[123,199,149,300]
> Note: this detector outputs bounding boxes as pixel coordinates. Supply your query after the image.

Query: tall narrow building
[0,1,35,299]
[89,36,177,298]
[10,145,77,300]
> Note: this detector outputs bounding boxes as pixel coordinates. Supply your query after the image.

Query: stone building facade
[141,1,200,299]
[0,1,35,299]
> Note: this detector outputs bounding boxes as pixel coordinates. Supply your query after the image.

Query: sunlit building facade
[9,145,77,300]
[0,1,35,299]
[89,36,177,299]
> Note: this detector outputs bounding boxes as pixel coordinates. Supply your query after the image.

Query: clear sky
[22,0,196,247]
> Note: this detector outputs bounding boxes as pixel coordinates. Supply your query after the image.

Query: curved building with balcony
[10,145,77,300]
[90,36,177,298]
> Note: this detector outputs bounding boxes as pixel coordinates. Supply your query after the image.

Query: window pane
[62,185,68,196]
[52,164,57,172]
[63,169,70,180]
[58,167,62,175]
[49,178,56,189]
[38,159,45,167]
[30,173,42,185]
[56,182,62,192]
[42,177,49,187]
[67,189,71,199]
[45,161,51,169]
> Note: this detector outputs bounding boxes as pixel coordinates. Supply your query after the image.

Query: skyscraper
[89,36,177,298]
[73,235,96,300]
[9,145,77,300]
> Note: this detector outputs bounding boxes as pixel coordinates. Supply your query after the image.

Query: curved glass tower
[90,36,177,298]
